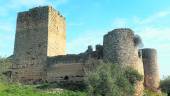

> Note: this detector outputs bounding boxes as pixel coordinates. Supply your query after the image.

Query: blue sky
[0,0,170,78]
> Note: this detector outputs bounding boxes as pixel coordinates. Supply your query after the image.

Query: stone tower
[103,28,144,96]
[103,28,143,74]
[142,48,160,91]
[12,6,66,83]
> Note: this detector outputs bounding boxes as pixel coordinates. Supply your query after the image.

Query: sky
[0,0,170,78]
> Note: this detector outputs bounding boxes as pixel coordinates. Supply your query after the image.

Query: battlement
[110,28,134,32]
[29,6,65,18]
[48,6,65,19]
[107,28,134,34]
[17,5,65,23]
[29,6,50,11]
[104,28,134,41]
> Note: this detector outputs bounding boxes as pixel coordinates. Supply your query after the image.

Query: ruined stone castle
[12,6,160,95]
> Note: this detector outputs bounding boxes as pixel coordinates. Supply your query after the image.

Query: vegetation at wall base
[0,57,12,82]
[143,89,167,96]
[85,61,143,96]
[36,81,87,91]
[160,76,170,96]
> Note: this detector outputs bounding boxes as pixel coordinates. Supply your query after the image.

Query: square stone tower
[12,6,66,83]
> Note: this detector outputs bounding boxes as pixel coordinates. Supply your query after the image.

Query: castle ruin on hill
[11,6,160,95]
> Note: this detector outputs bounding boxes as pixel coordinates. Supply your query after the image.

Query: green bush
[85,61,143,96]
[124,67,143,85]
[160,76,170,96]
[0,57,12,71]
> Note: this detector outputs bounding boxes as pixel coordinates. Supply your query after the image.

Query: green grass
[0,82,87,96]
[143,89,167,96]
[0,82,168,96]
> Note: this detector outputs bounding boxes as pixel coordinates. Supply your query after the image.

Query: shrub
[85,61,143,96]
[124,67,143,85]
[160,76,170,96]
[0,57,12,82]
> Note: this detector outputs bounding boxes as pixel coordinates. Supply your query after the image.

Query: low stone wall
[46,63,85,82]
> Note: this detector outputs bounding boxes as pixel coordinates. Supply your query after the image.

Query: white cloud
[137,27,170,41]
[112,10,170,29]
[112,18,128,28]
[133,11,170,25]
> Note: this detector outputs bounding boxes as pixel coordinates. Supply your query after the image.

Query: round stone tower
[103,28,144,96]
[142,48,160,91]
[103,28,143,74]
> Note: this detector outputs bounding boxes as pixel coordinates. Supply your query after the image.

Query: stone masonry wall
[142,48,160,92]
[13,6,49,83]
[46,47,102,82]
[103,28,144,96]
[12,6,66,83]
[47,6,66,56]
[47,54,85,65]
[103,28,144,74]
[47,63,85,82]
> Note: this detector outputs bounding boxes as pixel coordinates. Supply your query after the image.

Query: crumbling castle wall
[103,28,144,74]
[46,54,86,83]
[46,45,103,82]
[142,48,160,91]
[103,28,144,96]
[12,6,160,95]
[47,63,85,82]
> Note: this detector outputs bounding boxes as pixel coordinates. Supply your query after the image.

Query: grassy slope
[0,82,87,96]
